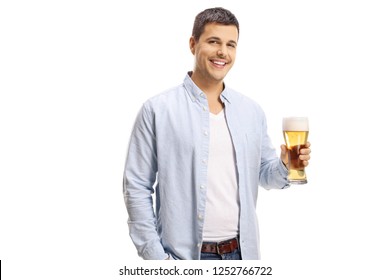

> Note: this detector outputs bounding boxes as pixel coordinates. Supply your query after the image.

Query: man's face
[190,23,238,84]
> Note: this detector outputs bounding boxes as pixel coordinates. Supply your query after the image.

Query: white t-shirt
[202,109,240,242]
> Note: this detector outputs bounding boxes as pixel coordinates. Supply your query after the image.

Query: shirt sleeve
[123,103,167,260]
[258,115,290,189]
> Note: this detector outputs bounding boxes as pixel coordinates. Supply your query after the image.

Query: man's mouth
[211,60,227,67]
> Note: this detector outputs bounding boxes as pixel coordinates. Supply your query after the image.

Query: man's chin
[211,72,228,82]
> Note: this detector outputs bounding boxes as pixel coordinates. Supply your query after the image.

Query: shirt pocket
[245,131,262,169]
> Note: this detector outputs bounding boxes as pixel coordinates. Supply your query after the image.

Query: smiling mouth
[210,60,227,68]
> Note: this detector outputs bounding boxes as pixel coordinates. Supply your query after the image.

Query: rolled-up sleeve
[258,115,289,189]
[123,103,166,260]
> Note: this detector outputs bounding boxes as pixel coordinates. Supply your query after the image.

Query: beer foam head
[283,117,309,131]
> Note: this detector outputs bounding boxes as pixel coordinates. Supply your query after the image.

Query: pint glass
[282,117,309,184]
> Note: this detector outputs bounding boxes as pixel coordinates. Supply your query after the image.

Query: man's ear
[189,36,196,55]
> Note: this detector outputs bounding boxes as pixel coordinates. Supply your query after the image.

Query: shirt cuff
[278,159,290,189]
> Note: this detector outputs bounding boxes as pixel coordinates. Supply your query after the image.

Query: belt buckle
[216,242,221,255]
[216,239,229,255]
[216,237,237,255]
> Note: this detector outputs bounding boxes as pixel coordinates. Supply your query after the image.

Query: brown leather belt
[201,237,239,255]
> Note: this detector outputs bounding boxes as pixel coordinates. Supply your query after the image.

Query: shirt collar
[183,71,232,104]
[220,88,231,104]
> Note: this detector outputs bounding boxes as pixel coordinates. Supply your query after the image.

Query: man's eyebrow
[206,36,221,41]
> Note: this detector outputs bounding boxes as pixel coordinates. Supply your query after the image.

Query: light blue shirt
[123,73,289,260]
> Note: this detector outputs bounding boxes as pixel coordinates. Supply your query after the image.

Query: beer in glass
[282,117,309,184]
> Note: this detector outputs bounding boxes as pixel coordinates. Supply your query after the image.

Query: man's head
[192,7,239,42]
[189,8,239,87]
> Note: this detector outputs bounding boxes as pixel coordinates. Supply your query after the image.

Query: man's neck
[190,71,224,99]
[189,71,225,114]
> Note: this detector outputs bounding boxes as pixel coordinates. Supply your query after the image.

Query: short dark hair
[192,7,239,42]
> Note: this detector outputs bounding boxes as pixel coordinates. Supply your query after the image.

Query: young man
[123,7,311,260]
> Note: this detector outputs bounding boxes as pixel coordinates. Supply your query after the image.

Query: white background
[1,0,389,279]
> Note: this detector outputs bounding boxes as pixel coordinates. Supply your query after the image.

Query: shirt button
[200,185,205,189]
[202,106,207,111]
[197,243,201,248]
[203,131,208,136]
[198,214,203,220]
[202,159,207,164]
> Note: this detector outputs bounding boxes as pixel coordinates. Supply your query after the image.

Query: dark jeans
[200,248,242,260]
